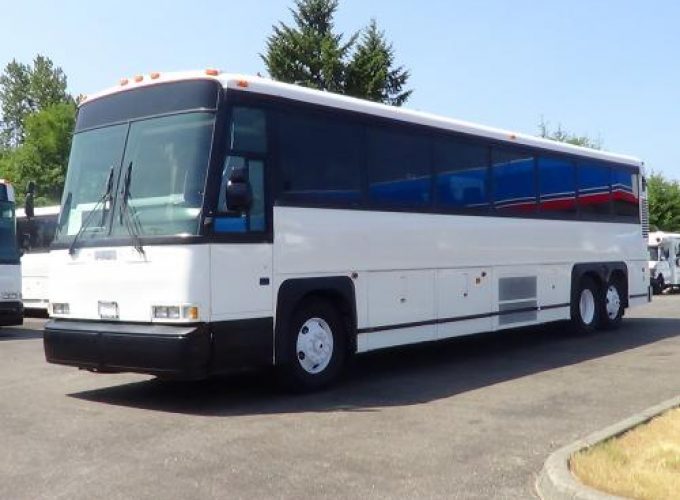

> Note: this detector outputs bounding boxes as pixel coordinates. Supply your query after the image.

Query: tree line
[0,0,677,232]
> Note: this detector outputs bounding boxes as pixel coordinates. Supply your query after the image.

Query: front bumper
[44,320,211,379]
[0,301,23,326]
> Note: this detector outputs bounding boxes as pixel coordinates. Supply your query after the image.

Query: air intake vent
[641,197,649,239]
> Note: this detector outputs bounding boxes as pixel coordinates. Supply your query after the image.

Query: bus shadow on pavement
[0,329,43,341]
[69,317,680,416]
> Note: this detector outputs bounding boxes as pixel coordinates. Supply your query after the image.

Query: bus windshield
[0,200,18,261]
[54,112,215,244]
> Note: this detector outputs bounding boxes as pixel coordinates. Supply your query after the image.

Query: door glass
[216,156,265,233]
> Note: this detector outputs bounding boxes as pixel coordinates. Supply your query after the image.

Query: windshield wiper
[68,166,115,256]
[119,161,145,255]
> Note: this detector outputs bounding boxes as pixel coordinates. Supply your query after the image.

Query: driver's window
[214,107,267,233]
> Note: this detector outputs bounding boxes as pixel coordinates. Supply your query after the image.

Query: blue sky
[3,0,679,177]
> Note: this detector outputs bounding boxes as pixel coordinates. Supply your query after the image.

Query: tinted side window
[492,148,536,213]
[230,107,267,154]
[612,168,640,218]
[579,162,611,215]
[278,110,363,204]
[434,137,489,211]
[367,128,431,207]
[538,156,576,214]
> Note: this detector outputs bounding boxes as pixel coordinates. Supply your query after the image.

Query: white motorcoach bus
[44,71,650,389]
[17,205,59,312]
[0,180,23,326]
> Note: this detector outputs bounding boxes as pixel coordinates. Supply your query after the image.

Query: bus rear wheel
[571,276,602,334]
[279,298,347,392]
[599,278,624,330]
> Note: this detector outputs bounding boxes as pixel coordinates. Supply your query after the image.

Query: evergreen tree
[262,0,412,105]
[346,20,412,106]
[262,0,354,93]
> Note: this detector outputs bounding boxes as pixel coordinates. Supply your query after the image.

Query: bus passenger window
[578,162,611,215]
[538,156,576,214]
[434,137,489,211]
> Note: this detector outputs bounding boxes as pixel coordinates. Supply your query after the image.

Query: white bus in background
[647,231,680,294]
[0,180,22,326]
[44,71,650,390]
[16,205,59,312]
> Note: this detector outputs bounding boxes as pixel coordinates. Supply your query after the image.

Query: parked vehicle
[44,70,650,390]
[0,180,22,326]
[648,231,680,294]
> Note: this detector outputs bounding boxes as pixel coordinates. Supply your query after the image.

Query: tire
[598,277,624,330]
[652,276,664,295]
[279,298,347,392]
[571,276,602,334]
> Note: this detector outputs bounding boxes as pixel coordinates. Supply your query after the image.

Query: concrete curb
[536,395,680,500]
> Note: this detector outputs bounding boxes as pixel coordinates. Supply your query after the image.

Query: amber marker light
[237,80,249,88]
[149,72,160,80]
[133,75,144,83]
[120,78,129,86]
[205,68,220,76]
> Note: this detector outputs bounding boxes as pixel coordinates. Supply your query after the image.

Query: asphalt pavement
[1,297,679,499]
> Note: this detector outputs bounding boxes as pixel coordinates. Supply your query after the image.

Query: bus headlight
[151,305,199,321]
[51,303,70,315]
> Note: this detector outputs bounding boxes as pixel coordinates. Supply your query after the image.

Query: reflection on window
[17,215,58,253]
[56,124,128,239]
[539,157,576,214]
[612,169,640,218]
[278,111,362,204]
[579,162,611,215]
[367,128,431,207]
[434,138,489,210]
[231,107,267,154]
[108,113,213,237]
[492,148,536,213]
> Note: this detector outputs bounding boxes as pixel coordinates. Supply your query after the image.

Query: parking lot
[1,297,678,499]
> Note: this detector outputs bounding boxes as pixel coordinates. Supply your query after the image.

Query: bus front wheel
[279,298,347,392]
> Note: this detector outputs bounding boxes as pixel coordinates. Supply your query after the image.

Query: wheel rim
[296,317,334,375]
[606,285,621,319]
[579,288,596,325]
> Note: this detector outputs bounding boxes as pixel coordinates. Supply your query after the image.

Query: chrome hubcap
[579,288,596,325]
[296,317,334,374]
[606,285,621,319]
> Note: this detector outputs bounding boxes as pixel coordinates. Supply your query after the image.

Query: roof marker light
[237,80,249,88]
[150,72,160,80]
[120,78,129,86]
[509,134,517,140]
[134,75,144,83]
[205,68,220,76]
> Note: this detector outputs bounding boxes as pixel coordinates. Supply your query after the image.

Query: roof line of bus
[81,70,643,168]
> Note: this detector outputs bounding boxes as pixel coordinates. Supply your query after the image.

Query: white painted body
[49,206,648,352]
[272,207,648,352]
[16,206,59,310]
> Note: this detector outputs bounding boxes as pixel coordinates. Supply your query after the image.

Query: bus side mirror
[225,165,252,212]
